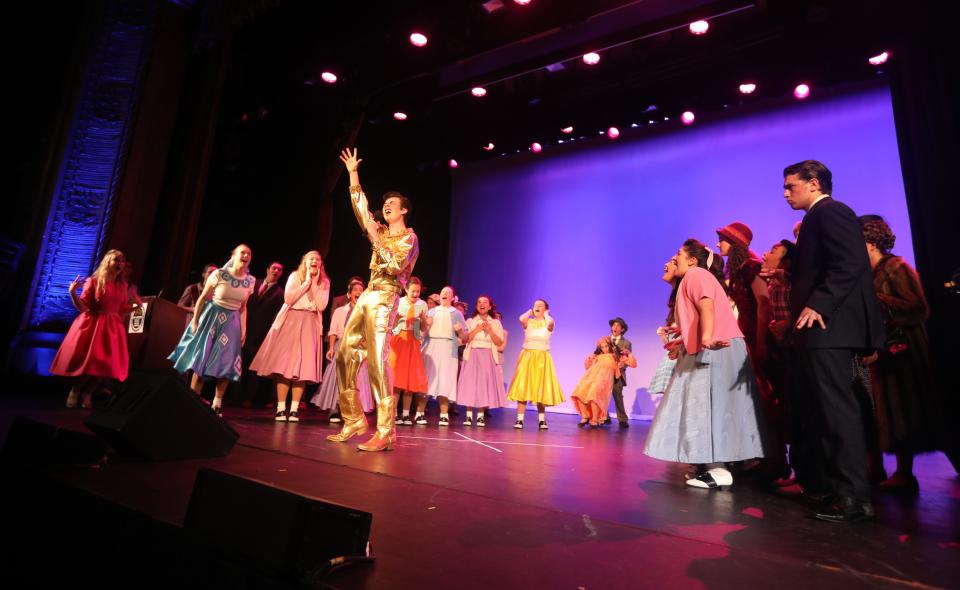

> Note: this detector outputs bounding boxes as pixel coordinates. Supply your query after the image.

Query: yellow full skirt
[507,349,565,406]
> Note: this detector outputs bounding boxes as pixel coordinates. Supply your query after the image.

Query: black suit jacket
[789,197,884,350]
[244,279,284,351]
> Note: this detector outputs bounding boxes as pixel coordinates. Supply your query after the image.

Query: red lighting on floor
[582,52,600,65]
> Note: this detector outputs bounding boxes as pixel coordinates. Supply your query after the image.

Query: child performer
[169,244,255,417]
[329,148,418,452]
[418,286,468,426]
[458,295,507,427]
[310,278,374,420]
[507,299,565,430]
[572,337,637,428]
[391,277,429,425]
[51,249,139,408]
[250,250,330,422]
[644,240,768,488]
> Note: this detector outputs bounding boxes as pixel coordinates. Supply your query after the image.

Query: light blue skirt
[644,338,768,464]
[168,302,243,381]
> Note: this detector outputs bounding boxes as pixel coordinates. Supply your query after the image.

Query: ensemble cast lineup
[50,150,939,520]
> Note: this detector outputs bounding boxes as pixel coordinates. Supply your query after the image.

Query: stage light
[471,87,487,97]
[868,51,890,66]
[582,52,600,65]
[393,111,408,120]
[648,120,655,124]
[738,82,756,94]
[321,71,338,84]
[409,33,428,47]
[607,127,620,139]
[561,126,574,134]
[514,0,532,5]
[689,20,709,35]
[483,142,495,151]
[681,111,695,125]
[630,123,638,128]
[531,142,542,152]
[448,159,458,168]
[793,83,811,99]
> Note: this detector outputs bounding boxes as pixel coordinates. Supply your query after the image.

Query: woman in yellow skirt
[507,299,564,430]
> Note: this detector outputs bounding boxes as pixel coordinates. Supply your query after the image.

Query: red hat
[716,221,753,249]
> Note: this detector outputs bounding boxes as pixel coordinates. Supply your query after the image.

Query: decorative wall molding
[27,0,158,326]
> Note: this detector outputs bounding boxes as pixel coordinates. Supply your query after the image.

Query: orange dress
[571,353,618,422]
[389,299,428,392]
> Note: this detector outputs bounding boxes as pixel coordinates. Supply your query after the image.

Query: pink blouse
[676,266,743,354]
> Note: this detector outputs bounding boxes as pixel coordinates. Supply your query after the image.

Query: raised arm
[339,148,381,243]
[519,309,532,329]
[69,276,91,313]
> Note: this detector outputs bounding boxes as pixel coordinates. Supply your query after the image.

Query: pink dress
[50,278,130,380]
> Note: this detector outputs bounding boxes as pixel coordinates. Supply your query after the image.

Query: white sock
[466,409,474,420]
[211,397,222,409]
[538,411,546,422]
[290,400,300,412]
[441,413,449,419]
[277,401,287,412]
[516,414,524,422]
[402,410,410,417]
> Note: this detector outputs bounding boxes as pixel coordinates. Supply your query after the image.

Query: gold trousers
[336,286,400,439]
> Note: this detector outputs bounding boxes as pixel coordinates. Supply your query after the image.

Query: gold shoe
[357,433,396,452]
[326,419,369,442]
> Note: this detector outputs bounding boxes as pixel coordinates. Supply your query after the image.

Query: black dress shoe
[814,496,874,523]
[618,421,630,429]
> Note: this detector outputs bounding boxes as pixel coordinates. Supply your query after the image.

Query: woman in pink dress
[250,250,330,423]
[50,249,138,408]
[571,337,637,428]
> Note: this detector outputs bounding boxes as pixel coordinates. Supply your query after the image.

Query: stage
[1,394,957,589]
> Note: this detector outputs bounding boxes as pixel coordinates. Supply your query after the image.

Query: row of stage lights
[309,10,891,169]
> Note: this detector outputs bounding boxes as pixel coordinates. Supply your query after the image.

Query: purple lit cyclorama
[449,84,911,418]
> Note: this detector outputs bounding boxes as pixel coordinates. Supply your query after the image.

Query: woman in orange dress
[571,337,637,428]
[390,277,429,425]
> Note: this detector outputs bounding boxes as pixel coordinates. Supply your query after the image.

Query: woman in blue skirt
[169,244,256,416]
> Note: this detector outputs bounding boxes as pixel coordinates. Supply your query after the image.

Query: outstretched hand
[339,147,362,172]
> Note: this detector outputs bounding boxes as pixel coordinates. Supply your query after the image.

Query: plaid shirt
[768,279,791,322]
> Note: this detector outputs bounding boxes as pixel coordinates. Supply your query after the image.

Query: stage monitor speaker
[84,370,238,460]
[184,468,372,580]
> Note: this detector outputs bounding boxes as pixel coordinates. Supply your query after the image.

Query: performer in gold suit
[327,147,419,452]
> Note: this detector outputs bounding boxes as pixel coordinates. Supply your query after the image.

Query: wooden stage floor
[1,396,958,589]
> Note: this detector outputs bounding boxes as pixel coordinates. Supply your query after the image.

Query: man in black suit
[604,317,632,428]
[237,261,285,407]
[783,160,884,523]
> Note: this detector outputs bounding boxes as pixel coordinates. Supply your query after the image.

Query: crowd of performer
[49,154,955,523]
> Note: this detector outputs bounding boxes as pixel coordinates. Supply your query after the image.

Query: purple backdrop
[449,84,911,418]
